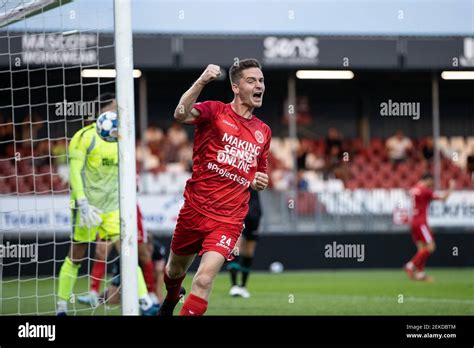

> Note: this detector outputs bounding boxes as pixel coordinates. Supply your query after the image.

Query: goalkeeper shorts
[72,209,120,243]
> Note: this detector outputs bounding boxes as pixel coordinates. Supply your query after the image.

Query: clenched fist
[197,64,221,85]
[251,172,269,191]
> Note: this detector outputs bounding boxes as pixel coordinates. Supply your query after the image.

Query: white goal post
[114,0,139,316]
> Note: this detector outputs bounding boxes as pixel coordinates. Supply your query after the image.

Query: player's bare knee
[193,273,213,292]
[166,263,185,279]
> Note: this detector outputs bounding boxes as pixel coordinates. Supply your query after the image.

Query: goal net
[0,0,122,315]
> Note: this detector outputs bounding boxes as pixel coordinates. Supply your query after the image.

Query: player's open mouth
[252,92,263,102]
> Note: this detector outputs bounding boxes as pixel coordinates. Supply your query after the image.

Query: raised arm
[174,64,221,124]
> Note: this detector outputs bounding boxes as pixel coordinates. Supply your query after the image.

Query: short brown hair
[229,58,262,84]
[421,172,434,181]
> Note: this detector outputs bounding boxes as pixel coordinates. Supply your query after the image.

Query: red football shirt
[409,182,440,224]
[183,100,271,224]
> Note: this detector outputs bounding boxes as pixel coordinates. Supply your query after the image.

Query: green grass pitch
[1,268,473,315]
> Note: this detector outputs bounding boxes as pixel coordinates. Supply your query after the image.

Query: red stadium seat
[5,144,15,158]
[34,175,52,194]
[390,177,401,188]
[363,178,376,189]
[349,138,364,155]
[0,160,15,176]
[36,165,51,175]
[0,177,10,193]
[17,160,34,175]
[459,176,470,188]
[380,178,394,189]
[345,179,359,190]
[370,138,384,150]
[397,178,411,190]
[349,164,361,177]
[17,177,33,194]
[354,154,366,166]
[52,175,68,193]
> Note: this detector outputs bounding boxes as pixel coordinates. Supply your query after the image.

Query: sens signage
[263,36,319,65]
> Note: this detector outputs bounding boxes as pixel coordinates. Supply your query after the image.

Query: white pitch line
[311,294,474,305]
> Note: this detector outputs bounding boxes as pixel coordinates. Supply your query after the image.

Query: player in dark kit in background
[158,59,271,316]
[404,173,455,282]
[228,188,262,298]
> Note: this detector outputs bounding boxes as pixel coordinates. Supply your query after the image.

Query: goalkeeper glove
[76,198,102,228]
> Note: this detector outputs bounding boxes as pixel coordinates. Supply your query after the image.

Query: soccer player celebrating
[404,173,455,281]
[158,59,271,316]
[56,94,157,315]
[228,188,262,298]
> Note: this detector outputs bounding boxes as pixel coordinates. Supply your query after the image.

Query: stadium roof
[3,0,474,37]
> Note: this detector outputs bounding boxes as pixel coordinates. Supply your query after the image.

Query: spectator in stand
[144,124,165,170]
[144,123,164,144]
[161,135,179,164]
[306,151,325,172]
[296,139,310,171]
[325,127,343,158]
[297,171,309,191]
[324,144,342,180]
[323,128,350,180]
[467,145,474,179]
[136,139,160,171]
[421,136,434,163]
[296,140,311,191]
[386,130,413,165]
[167,122,188,147]
[177,142,193,172]
[161,122,190,165]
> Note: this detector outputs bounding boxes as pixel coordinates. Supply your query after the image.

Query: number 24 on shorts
[220,235,232,246]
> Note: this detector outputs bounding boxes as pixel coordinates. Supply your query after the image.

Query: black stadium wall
[2,231,473,277]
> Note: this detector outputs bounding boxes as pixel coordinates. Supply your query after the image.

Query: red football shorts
[137,205,147,244]
[171,202,244,261]
[411,222,434,244]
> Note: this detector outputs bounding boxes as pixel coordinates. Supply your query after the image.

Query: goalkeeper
[56,93,157,316]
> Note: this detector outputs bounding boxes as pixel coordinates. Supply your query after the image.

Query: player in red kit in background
[404,173,455,282]
[158,59,271,316]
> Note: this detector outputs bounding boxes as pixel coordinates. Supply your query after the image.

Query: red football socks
[90,260,106,293]
[411,249,431,272]
[179,293,208,316]
[163,271,186,303]
[141,260,155,293]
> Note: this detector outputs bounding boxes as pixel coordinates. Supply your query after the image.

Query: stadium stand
[1,119,472,194]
